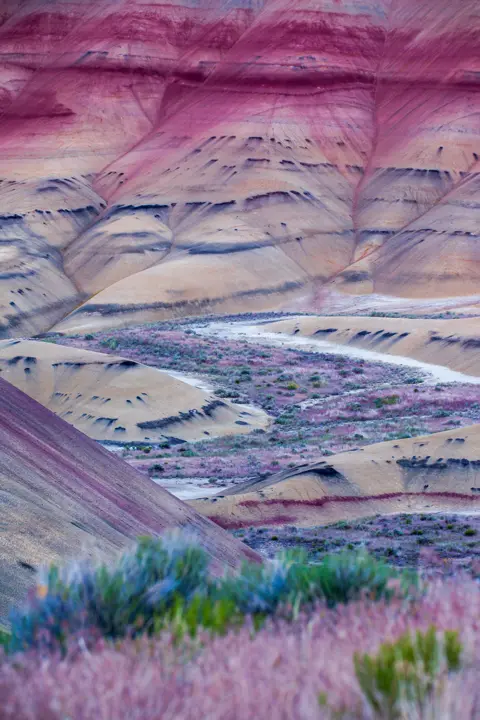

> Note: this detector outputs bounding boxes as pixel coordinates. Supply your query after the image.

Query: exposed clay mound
[1,0,480,336]
[259,315,480,376]
[192,425,480,528]
[0,339,268,443]
[0,377,259,623]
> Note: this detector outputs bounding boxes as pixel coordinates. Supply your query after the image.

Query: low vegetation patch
[354,627,462,718]
[57,321,480,490]
[235,514,480,572]
[7,535,417,653]
[1,548,479,719]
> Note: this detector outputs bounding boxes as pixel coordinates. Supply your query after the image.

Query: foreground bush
[9,535,211,652]
[8,535,416,652]
[354,627,462,718]
[0,628,9,650]
[1,579,479,719]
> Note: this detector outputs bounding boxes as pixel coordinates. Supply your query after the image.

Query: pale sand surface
[0,339,269,443]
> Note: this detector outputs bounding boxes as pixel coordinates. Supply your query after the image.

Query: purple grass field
[2,577,479,719]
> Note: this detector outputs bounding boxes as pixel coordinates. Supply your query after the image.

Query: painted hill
[0,377,260,624]
[258,315,480,377]
[192,424,480,528]
[0,339,268,443]
[1,0,480,336]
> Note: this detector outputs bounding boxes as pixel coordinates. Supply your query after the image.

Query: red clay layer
[211,492,480,529]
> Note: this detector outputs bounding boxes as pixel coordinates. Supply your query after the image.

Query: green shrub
[0,627,10,650]
[308,550,417,608]
[354,627,462,718]
[9,535,210,652]
[100,338,119,350]
[374,395,399,408]
[148,463,165,475]
[8,540,417,653]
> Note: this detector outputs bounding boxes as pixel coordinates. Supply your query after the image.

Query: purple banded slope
[0,377,259,623]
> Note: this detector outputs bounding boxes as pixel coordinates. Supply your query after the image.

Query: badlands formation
[257,315,480,376]
[0,0,480,336]
[1,0,480,582]
[0,339,268,443]
[193,424,480,529]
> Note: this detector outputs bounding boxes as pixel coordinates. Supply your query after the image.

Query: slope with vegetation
[1,534,479,719]
[0,378,259,624]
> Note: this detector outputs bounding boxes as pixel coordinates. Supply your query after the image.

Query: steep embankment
[192,424,480,528]
[0,377,259,623]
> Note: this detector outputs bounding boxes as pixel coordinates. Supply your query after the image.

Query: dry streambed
[57,317,480,502]
[196,319,480,386]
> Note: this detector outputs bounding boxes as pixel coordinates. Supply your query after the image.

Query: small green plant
[100,338,119,350]
[0,627,10,649]
[354,627,462,719]
[374,395,399,408]
[464,528,477,537]
[148,463,165,475]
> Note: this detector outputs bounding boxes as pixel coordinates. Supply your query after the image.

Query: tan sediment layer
[260,315,480,377]
[0,340,269,443]
[191,425,480,528]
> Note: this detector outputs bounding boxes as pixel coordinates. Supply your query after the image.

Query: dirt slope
[259,315,480,376]
[1,0,480,336]
[0,339,268,443]
[192,425,480,528]
[0,377,259,623]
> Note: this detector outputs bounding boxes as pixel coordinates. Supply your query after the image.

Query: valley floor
[55,314,480,497]
[232,512,480,574]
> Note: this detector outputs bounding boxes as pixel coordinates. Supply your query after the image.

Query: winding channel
[196,320,480,386]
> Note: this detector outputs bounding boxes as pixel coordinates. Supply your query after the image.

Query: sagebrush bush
[9,534,210,652]
[0,627,10,650]
[354,626,462,718]
[2,579,479,720]
[307,549,417,608]
[7,535,417,652]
